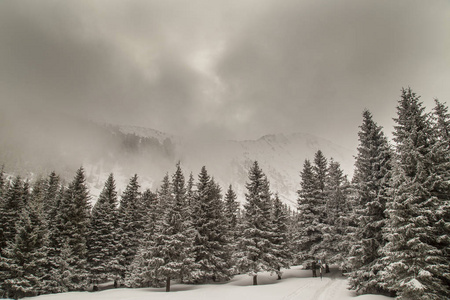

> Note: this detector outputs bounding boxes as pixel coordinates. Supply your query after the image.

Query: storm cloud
[1,0,449,151]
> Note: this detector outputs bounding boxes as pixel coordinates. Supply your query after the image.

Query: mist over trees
[0,88,448,299]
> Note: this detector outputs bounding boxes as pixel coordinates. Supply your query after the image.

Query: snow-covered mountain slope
[94,125,355,207]
[176,132,354,206]
[0,121,355,207]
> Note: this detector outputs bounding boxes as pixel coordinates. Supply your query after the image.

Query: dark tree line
[0,87,448,299]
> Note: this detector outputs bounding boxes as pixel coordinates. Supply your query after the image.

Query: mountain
[0,121,355,207]
[103,125,355,206]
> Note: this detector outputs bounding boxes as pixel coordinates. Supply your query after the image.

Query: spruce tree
[55,167,91,290]
[271,194,292,279]
[42,171,60,220]
[88,174,119,290]
[0,199,50,299]
[117,174,141,281]
[125,188,159,288]
[223,185,239,246]
[132,164,197,291]
[0,165,6,198]
[348,110,392,294]
[321,159,351,269]
[0,176,24,253]
[380,88,449,299]
[312,150,329,261]
[235,161,276,285]
[191,167,232,282]
[294,159,322,267]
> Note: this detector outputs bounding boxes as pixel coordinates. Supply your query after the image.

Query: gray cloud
[1,0,449,154]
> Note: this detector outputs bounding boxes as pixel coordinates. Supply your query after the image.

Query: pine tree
[88,174,119,290]
[223,185,239,246]
[311,150,329,261]
[42,171,60,220]
[321,159,352,271]
[0,165,6,199]
[45,183,66,293]
[117,174,141,281]
[294,159,323,268]
[380,88,449,299]
[271,194,292,279]
[0,176,24,253]
[348,110,392,294]
[130,164,198,291]
[55,167,91,290]
[0,197,50,299]
[235,161,276,285]
[191,167,232,283]
[430,99,450,291]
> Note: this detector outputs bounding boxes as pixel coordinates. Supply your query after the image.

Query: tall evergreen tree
[294,160,318,266]
[0,165,6,198]
[0,199,50,299]
[380,88,449,299]
[235,161,276,285]
[271,194,292,279]
[42,171,60,220]
[223,185,239,244]
[55,167,91,290]
[132,164,198,291]
[88,174,119,290]
[322,159,351,268]
[311,150,329,261]
[117,174,141,280]
[348,110,392,294]
[0,176,24,253]
[191,167,232,282]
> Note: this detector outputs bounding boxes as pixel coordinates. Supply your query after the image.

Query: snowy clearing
[19,267,392,300]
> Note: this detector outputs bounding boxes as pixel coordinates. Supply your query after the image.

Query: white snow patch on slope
[20,267,392,300]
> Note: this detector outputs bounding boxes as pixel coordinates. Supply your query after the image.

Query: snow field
[20,267,392,300]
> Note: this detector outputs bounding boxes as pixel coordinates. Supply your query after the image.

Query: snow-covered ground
[20,267,392,300]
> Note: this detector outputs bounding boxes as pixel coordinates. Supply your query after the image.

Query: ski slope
[21,267,392,300]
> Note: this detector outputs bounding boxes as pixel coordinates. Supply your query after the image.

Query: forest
[0,88,449,300]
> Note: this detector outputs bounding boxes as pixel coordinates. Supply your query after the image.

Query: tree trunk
[253,275,258,285]
[166,276,171,292]
[325,264,330,273]
[93,279,99,291]
[277,266,282,280]
[114,280,118,288]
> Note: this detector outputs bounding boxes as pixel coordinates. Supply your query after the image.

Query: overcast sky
[1,0,449,151]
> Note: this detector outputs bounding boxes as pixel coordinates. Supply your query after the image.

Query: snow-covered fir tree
[88,173,120,290]
[430,99,450,291]
[0,176,24,253]
[0,166,6,198]
[191,167,232,283]
[0,198,50,299]
[311,150,329,261]
[125,188,159,288]
[130,164,198,291]
[347,110,392,294]
[54,167,91,290]
[223,185,239,246]
[117,174,141,281]
[235,161,277,285]
[380,88,449,299]
[322,159,351,268]
[294,160,320,266]
[42,171,60,221]
[271,194,292,279]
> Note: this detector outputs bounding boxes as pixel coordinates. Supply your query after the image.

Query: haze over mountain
[0,118,354,206]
